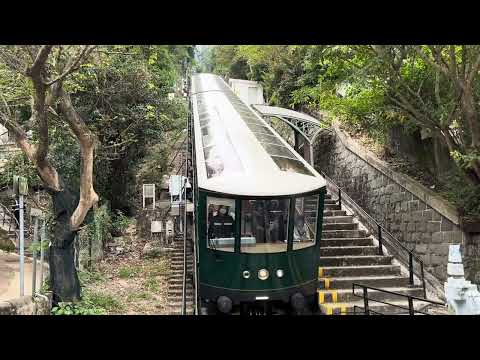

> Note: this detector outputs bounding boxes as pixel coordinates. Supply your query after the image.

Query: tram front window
[207,197,235,252]
[240,199,289,253]
[293,195,319,250]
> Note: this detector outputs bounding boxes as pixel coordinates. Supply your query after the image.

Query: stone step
[168,283,194,290]
[320,246,380,257]
[324,199,337,205]
[324,210,347,217]
[317,286,424,304]
[168,301,194,308]
[168,309,195,315]
[324,204,342,211]
[170,255,194,261]
[322,229,367,238]
[321,237,373,247]
[318,275,411,289]
[319,255,394,267]
[168,289,194,296]
[323,216,354,224]
[169,277,194,284]
[323,222,358,231]
[170,264,193,271]
[319,300,416,315]
[320,265,401,277]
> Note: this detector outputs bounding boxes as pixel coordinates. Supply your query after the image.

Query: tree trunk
[47,177,81,303]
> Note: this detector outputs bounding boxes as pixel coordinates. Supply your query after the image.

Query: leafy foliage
[208,45,480,217]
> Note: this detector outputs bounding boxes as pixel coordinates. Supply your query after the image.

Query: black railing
[321,171,427,297]
[352,283,445,315]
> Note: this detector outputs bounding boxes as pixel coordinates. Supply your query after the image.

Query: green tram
[190,73,327,315]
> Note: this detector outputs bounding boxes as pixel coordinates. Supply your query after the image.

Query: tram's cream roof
[191,73,325,197]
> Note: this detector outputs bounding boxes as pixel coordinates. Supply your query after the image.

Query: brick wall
[315,122,480,283]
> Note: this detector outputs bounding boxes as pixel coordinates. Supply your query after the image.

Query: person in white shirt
[293,215,310,242]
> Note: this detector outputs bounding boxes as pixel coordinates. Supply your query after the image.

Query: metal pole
[19,194,24,297]
[409,252,414,285]
[377,224,383,255]
[408,297,414,315]
[363,287,369,315]
[31,217,39,295]
[421,262,426,298]
[40,219,45,288]
[338,188,342,209]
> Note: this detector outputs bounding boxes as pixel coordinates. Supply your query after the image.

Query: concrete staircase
[318,192,424,315]
[166,238,195,315]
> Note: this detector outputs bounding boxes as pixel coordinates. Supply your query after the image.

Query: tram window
[246,123,275,136]
[206,197,236,252]
[240,199,289,254]
[271,156,314,177]
[261,143,297,159]
[251,132,283,146]
[293,195,319,250]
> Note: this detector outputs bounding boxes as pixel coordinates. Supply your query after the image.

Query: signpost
[13,175,28,297]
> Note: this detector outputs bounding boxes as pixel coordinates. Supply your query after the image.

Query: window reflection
[241,199,289,253]
[293,195,318,250]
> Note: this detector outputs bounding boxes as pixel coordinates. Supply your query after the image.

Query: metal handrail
[352,283,445,315]
[321,171,427,297]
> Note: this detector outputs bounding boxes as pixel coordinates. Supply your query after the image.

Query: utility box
[228,78,265,106]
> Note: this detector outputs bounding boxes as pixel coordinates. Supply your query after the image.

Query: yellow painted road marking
[327,307,333,315]
[341,306,347,315]
[318,267,324,277]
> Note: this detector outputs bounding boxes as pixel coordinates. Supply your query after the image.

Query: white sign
[30,208,43,218]
[151,221,163,233]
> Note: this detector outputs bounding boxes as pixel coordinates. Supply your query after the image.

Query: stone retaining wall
[0,292,52,315]
[315,122,480,284]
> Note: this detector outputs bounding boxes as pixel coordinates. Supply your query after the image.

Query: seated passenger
[209,205,235,239]
[293,215,310,242]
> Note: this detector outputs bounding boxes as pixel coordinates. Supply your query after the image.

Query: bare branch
[45,45,97,86]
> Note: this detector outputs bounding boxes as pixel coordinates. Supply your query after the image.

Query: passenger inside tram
[241,199,289,253]
[208,205,235,239]
[293,214,310,242]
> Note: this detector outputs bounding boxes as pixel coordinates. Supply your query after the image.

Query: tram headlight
[276,269,284,278]
[258,269,269,280]
[243,270,251,279]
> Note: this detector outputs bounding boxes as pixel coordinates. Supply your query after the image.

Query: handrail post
[363,287,369,315]
[421,262,426,298]
[409,252,414,286]
[338,188,342,208]
[408,297,414,315]
[377,224,383,255]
